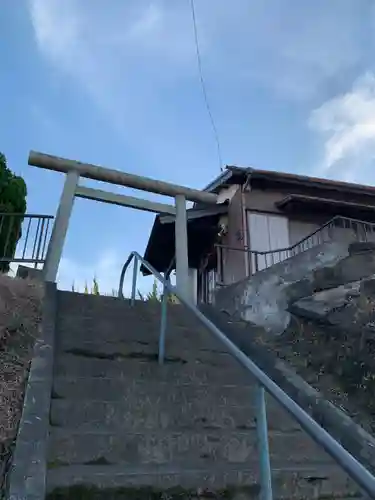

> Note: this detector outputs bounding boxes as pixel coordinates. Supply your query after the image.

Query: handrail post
[34,217,46,268]
[131,256,138,306]
[44,170,79,282]
[158,278,168,365]
[256,386,273,500]
[175,194,190,301]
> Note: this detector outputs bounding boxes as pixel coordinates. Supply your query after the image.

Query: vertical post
[256,385,273,500]
[44,170,79,282]
[188,268,198,305]
[158,279,168,365]
[216,246,220,283]
[174,194,190,301]
[34,217,46,268]
[131,256,138,306]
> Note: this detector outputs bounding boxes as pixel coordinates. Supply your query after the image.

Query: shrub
[0,153,27,273]
[71,278,117,297]
[70,277,178,303]
[137,278,179,304]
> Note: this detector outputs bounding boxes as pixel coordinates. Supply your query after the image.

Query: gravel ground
[0,274,43,496]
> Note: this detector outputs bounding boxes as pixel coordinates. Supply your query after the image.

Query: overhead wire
[190,0,224,172]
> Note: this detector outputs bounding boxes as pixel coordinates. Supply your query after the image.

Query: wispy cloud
[201,0,368,100]
[28,0,368,113]
[28,0,196,126]
[309,72,375,182]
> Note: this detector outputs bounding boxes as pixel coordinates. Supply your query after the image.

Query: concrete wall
[215,242,351,335]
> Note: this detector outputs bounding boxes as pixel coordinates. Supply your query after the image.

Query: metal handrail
[0,213,54,265]
[216,215,375,276]
[118,251,375,499]
[216,215,375,257]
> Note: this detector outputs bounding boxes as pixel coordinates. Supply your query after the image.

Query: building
[143,166,375,303]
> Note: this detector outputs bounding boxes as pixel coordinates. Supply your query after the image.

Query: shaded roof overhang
[277,194,375,220]
[142,203,228,275]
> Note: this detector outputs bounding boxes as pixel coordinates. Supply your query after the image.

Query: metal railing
[0,213,53,268]
[118,251,375,500]
[216,215,375,278]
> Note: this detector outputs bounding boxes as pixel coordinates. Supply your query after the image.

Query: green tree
[0,152,27,272]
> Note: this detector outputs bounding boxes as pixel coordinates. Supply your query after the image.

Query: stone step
[56,324,224,352]
[49,398,301,432]
[57,291,155,311]
[57,292,203,329]
[54,354,252,384]
[54,340,233,365]
[56,315,209,341]
[47,429,332,467]
[45,463,358,499]
[52,377,256,405]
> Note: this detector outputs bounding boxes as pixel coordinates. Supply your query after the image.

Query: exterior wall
[245,188,339,252]
[245,189,287,215]
[288,219,321,246]
[219,186,247,285]
[217,184,239,203]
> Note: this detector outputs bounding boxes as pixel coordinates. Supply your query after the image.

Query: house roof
[205,165,375,196]
[143,165,375,273]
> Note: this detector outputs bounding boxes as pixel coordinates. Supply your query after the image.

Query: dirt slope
[0,274,43,496]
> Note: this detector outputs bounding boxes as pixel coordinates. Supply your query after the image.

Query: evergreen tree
[0,153,27,273]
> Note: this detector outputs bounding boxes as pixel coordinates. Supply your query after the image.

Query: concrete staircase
[45,291,359,499]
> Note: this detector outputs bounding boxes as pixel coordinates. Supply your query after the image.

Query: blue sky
[2,0,375,293]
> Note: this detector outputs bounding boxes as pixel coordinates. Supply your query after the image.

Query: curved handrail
[118,252,174,300]
[118,251,375,498]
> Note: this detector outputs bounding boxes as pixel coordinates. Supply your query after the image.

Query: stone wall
[215,241,351,334]
[213,241,375,466]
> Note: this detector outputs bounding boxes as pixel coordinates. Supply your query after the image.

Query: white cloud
[29,0,81,63]
[309,72,375,182]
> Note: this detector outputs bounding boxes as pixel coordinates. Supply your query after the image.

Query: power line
[190,0,223,173]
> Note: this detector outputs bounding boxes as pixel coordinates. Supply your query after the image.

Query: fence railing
[0,213,54,268]
[216,215,375,278]
[118,251,375,500]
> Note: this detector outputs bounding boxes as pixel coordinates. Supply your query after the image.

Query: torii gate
[28,151,217,300]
